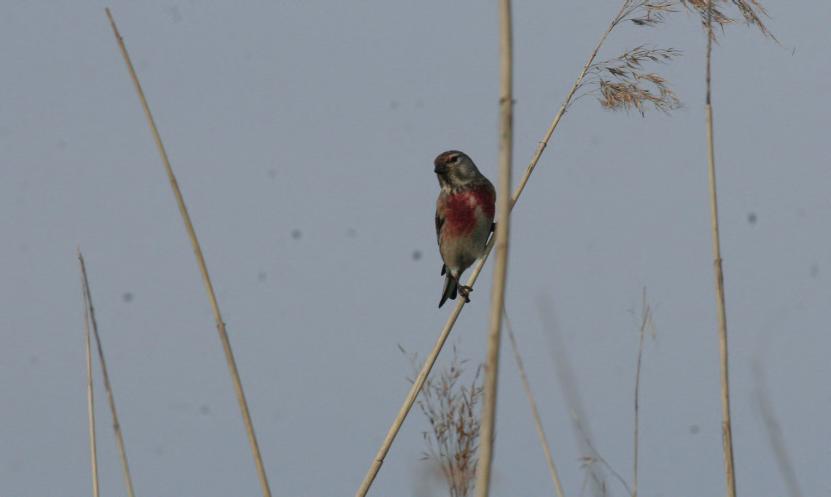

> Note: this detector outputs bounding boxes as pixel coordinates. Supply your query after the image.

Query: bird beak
[434,163,448,174]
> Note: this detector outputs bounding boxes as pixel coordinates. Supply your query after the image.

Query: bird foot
[458,285,472,303]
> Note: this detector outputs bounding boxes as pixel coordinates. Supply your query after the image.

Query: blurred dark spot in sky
[412,250,422,261]
[291,229,302,240]
[122,292,134,303]
[810,263,819,278]
[257,271,267,283]
[747,212,757,225]
[267,168,277,179]
[166,5,183,23]
[689,424,700,435]
[346,228,357,238]
[199,404,211,416]
[389,100,399,110]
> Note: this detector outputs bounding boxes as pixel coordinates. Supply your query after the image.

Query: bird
[434,150,496,308]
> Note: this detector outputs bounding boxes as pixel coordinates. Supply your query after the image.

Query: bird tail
[439,273,458,308]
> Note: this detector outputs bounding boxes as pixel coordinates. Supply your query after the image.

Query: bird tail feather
[439,273,458,308]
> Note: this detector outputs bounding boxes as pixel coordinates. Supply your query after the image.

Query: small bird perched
[434,150,496,308]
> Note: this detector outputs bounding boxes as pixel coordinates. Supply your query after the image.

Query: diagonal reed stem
[82,256,101,497]
[704,3,737,497]
[354,3,631,496]
[473,0,513,495]
[105,9,272,497]
[504,309,566,497]
[79,251,138,497]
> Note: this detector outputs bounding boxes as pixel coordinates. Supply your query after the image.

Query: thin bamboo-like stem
[81,252,100,497]
[473,0,513,495]
[78,252,138,497]
[104,9,272,497]
[704,3,737,497]
[504,310,565,497]
[354,4,631,496]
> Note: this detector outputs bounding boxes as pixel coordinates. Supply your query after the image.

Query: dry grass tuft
[408,348,484,497]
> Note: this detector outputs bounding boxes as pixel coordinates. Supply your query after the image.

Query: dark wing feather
[436,205,446,275]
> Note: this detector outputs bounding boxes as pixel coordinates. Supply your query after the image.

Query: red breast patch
[442,185,495,236]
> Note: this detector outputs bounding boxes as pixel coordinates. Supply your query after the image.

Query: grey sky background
[1,1,828,496]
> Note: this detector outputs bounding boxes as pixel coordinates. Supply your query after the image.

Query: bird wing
[436,200,446,275]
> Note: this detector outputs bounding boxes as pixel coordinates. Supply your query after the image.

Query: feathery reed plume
[474,1,513,496]
[80,251,100,497]
[587,46,682,114]
[104,9,272,497]
[688,2,774,496]
[78,252,138,497]
[410,348,484,497]
[632,288,655,497]
[355,3,684,495]
[680,0,774,39]
[752,360,803,497]
[504,309,565,497]
[574,0,683,116]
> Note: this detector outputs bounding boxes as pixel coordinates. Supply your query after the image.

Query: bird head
[434,150,481,188]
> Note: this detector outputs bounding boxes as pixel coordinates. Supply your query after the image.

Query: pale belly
[439,220,491,275]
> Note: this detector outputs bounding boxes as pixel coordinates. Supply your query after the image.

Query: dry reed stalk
[78,252,138,497]
[679,2,773,496]
[703,7,738,496]
[81,252,100,497]
[504,310,565,497]
[104,10,272,497]
[752,360,803,497]
[473,0,513,496]
[632,288,655,497]
[355,2,682,495]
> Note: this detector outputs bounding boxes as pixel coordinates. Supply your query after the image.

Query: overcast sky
[1,1,828,496]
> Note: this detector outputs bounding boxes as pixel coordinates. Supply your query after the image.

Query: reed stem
[105,10,272,497]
